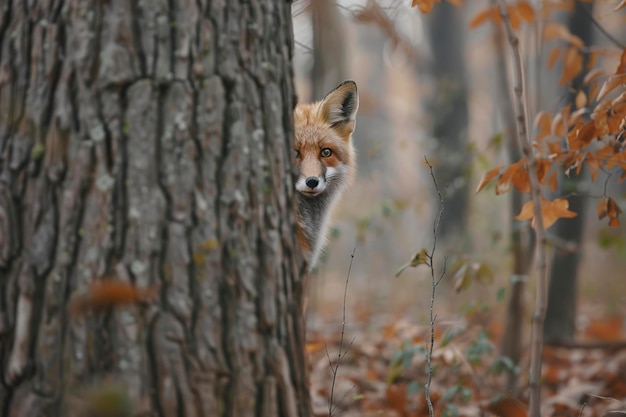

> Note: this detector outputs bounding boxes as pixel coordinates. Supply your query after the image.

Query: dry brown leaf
[412,0,437,13]
[476,166,501,193]
[569,119,596,149]
[511,166,531,192]
[596,73,626,102]
[535,111,553,141]
[515,198,577,229]
[483,397,529,417]
[575,90,587,109]
[507,5,521,29]
[607,196,623,219]
[497,159,525,195]
[516,1,535,23]
[618,48,626,74]
[469,6,495,29]
[587,50,598,72]
[547,46,561,70]
[584,68,604,86]
[560,47,583,86]
[551,112,566,137]
[543,22,584,48]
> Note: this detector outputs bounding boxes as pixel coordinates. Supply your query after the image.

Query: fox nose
[305,177,319,189]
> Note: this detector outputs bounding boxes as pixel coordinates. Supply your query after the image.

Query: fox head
[293,80,359,199]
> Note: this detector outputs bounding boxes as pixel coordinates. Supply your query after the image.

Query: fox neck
[298,186,342,268]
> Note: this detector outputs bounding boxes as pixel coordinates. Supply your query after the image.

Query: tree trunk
[424,1,469,241]
[493,20,535,395]
[310,0,347,101]
[0,1,310,417]
[543,0,593,345]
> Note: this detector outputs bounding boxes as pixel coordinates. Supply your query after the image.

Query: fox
[294,80,359,268]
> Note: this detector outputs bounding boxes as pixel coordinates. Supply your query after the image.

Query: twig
[423,156,447,417]
[495,2,548,417]
[327,248,356,417]
[578,3,625,50]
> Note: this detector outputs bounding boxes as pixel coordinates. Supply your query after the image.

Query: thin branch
[327,248,356,417]
[495,2,548,417]
[423,156,447,417]
[294,40,313,54]
[578,3,625,50]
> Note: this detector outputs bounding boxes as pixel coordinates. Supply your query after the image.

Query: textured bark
[0,1,309,417]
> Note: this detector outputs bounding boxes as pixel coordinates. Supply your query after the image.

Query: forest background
[294,1,626,416]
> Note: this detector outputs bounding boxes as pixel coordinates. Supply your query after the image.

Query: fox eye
[294,149,301,158]
[320,148,332,158]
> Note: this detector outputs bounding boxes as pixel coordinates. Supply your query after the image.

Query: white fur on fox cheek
[325,165,347,182]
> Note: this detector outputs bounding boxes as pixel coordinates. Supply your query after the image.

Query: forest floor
[306,304,626,417]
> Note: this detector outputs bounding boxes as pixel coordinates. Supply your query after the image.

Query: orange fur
[294,81,359,268]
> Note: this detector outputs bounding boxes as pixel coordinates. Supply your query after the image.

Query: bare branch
[327,248,356,417]
[423,157,447,417]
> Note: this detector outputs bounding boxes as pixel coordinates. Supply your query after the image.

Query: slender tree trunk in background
[493,24,535,395]
[543,0,593,345]
[424,1,469,241]
[0,1,309,417]
[311,0,346,100]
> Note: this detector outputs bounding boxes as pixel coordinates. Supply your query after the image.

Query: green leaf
[475,263,494,284]
[443,403,459,417]
[407,381,422,396]
[395,249,429,277]
[496,287,506,301]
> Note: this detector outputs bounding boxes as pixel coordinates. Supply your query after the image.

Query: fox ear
[320,80,359,135]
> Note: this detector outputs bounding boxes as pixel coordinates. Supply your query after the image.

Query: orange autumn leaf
[587,50,598,72]
[412,0,438,13]
[511,166,530,192]
[543,22,584,48]
[305,341,326,354]
[497,159,525,195]
[596,73,626,101]
[618,48,626,74]
[585,316,624,341]
[547,46,561,70]
[584,68,604,87]
[69,279,159,318]
[568,119,596,150]
[607,196,623,219]
[560,47,583,86]
[515,198,577,229]
[469,6,495,29]
[575,90,587,109]
[476,166,502,193]
[534,111,552,141]
[516,1,535,23]
[507,5,521,29]
[483,397,529,417]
